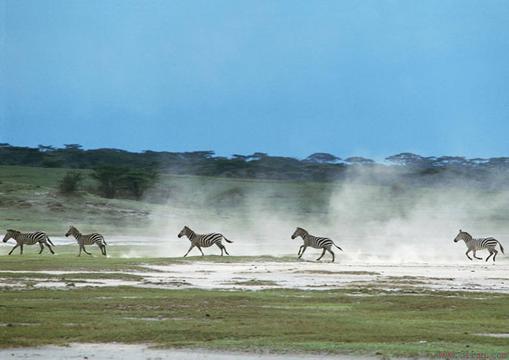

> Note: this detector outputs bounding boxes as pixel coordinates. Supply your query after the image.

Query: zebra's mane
[461,231,473,241]
[7,229,20,234]
[70,226,81,234]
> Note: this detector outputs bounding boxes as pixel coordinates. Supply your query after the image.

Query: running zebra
[65,226,107,256]
[178,226,233,257]
[291,227,342,262]
[2,229,55,255]
[454,229,505,262]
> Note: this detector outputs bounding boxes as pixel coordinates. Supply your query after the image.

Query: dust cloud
[144,168,509,264]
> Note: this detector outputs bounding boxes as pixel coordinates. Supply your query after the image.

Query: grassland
[2,165,509,357]
[0,165,157,233]
[0,164,405,234]
[0,251,507,357]
[3,164,509,237]
[0,284,508,356]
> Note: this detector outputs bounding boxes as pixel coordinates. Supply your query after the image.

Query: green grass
[0,245,296,272]
[0,286,507,357]
[0,165,157,234]
[0,250,507,357]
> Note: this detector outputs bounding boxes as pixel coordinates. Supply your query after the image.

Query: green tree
[90,166,126,198]
[122,169,158,200]
[58,171,83,194]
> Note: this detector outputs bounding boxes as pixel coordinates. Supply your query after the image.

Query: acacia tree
[91,166,126,198]
[122,169,158,200]
[58,171,83,194]
[91,166,158,200]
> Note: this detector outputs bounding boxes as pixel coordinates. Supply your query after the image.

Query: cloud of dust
[144,167,509,264]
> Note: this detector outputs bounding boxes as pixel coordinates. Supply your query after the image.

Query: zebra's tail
[47,237,55,246]
[223,236,233,243]
[498,241,504,254]
[333,243,343,251]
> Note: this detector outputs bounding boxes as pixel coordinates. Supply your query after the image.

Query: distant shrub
[58,171,83,194]
[90,166,126,199]
[90,166,158,200]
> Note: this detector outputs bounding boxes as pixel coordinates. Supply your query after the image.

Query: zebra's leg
[492,249,498,262]
[328,249,335,262]
[465,250,472,260]
[485,251,494,262]
[39,243,44,254]
[221,244,230,256]
[316,248,326,261]
[8,244,19,255]
[473,251,482,260]
[46,243,55,254]
[298,246,307,259]
[82,246,92,256]
[101,245,107,256]
[20,244,23,255]
[197,246,205,256]
[297,245,304,256]
[78,246,82,257]
[183,245,194,257]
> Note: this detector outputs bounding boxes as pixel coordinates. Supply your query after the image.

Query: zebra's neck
[187,230,196,240]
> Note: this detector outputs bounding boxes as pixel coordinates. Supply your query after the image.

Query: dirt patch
[294,270,380,275]
[474,333,509,338]
[229,279,279,286]
[0,343,381,360]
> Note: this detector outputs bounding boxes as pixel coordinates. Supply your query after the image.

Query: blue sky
[1,0,508,159]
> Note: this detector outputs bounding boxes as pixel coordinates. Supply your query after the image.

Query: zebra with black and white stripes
[454,229,505,262]
[65,225,107,256]
[178,226,233,257]
[291,227,342,262]
[2,229,55,255]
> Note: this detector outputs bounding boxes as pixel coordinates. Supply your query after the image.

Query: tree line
[58,167,158,200]
[2,144,509,193]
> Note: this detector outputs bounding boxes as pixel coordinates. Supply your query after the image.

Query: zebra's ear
[459,229,462,232]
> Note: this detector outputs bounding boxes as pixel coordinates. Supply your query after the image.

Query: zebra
[2,229,55,255]
[65,225,107,256]
[454,229,505,262]
[291,227,343,262]
[177,226,233,257]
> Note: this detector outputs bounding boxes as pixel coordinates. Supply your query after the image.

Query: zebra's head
[65,225,79,238]
[454,229,472,243]
[291,227,307,239]
[178,226,191,239]
[3,229,19,242]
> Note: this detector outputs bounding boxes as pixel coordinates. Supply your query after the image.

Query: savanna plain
[0,165,508,358]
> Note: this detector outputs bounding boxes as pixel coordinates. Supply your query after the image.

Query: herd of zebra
[2,226,107,256]
[1,226,506,262]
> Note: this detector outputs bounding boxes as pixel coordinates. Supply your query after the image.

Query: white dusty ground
[0,343,380,360]
[1,260,508,293]
[1,235,508,292]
